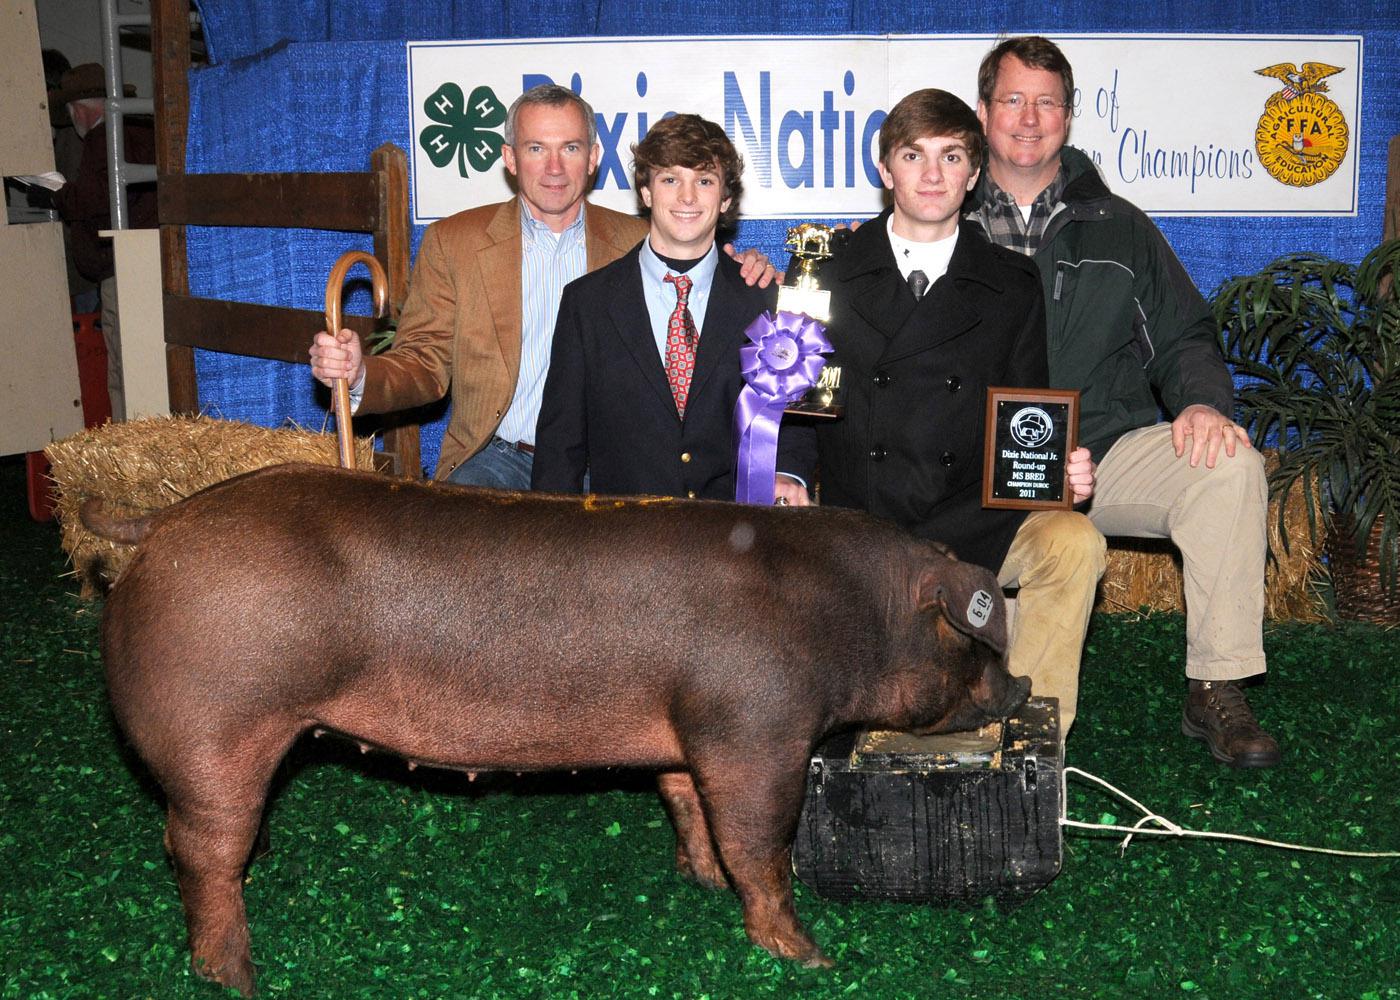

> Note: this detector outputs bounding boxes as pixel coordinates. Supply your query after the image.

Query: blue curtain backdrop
[184,1,1400,475]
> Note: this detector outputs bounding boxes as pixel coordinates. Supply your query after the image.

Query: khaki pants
[1087,423,1268,682]
[998,510,1106,737]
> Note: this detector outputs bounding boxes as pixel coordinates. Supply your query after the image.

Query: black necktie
[908,269,929,300]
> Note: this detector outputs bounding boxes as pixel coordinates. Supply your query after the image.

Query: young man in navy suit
[532,114,815,502]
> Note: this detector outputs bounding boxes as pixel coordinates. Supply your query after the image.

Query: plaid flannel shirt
[971,169,1066,256]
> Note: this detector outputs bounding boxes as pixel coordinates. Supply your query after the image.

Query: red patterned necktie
[662,272,699,417]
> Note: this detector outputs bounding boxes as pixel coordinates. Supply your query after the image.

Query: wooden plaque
[982,387,1080,510]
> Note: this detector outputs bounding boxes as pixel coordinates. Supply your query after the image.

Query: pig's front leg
[690,747,834,968]
[657,770,728,890]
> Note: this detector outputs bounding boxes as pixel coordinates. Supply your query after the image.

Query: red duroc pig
[80,462,1029,995]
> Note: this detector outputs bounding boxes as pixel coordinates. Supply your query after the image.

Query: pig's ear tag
[966,589,993,629]
[924,565,1007,654]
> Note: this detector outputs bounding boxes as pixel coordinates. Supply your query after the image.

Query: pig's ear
[919,561,1008,655]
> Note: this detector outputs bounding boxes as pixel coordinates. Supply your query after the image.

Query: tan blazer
[361,197,649,479]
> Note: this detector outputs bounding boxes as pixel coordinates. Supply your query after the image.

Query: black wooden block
[793,697,1062,904]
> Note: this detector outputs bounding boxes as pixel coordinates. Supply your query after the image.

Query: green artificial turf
[2,455,1397,999]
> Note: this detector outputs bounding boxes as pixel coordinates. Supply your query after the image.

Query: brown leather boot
[1182,680,1281,768]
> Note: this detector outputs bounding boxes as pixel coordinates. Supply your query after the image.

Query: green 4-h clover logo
[419,83,507,178]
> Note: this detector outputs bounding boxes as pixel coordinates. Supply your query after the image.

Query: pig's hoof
[192,954,256,997]
[683,867,729,892]
[777,937,833,969]
[755,929,833,969]
[676,858,728,891]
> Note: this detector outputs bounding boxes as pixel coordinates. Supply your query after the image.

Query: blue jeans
[445,437,534,490]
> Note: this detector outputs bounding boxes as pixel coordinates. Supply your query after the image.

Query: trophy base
[783,376,844,419]
[783,401,844,419]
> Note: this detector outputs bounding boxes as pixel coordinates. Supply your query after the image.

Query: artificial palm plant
[1212,238,1400,618]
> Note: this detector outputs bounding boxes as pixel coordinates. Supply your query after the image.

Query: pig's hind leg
[689,747,833,968]
[157,720,301,997]
[657,770,728,890]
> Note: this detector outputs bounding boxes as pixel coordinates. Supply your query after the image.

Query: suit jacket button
[946,375,961,392]
[873,371,891,387]
[686,490,697,499]
[680,452,692,463]
[940,451,955,467]
[870,446,887,462]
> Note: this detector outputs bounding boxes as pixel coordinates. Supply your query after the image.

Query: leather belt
[491,435,534,455]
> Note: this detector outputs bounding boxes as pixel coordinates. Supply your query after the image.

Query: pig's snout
[970,657,1031,721]
[997,674,1033,719]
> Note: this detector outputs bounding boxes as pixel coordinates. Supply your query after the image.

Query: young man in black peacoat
[533,115,815,501]
[817,89,1104,740]
[819,213,1047,570]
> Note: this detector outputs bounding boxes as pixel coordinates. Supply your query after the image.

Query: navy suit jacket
[533,243,816,500]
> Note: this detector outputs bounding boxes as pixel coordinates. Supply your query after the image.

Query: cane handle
[323,251,389,470]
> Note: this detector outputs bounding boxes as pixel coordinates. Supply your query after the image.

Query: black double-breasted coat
[816,214,1049,571]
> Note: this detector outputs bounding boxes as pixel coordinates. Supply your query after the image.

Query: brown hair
[878,89,985,172]
[632,114,744,225]
[977,36,1075,108]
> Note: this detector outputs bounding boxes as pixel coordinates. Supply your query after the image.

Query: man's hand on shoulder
[1171,403,1252,469]
[724,243,779,287]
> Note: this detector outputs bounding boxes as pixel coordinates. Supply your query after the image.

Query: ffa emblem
[1253,62,1349,188]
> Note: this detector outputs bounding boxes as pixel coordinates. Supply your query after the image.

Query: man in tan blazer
[311,84,772,486]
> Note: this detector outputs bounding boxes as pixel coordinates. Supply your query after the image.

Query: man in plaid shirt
[966,36,1280,768]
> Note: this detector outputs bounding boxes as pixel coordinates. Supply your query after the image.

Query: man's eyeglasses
[988,94,1069,113]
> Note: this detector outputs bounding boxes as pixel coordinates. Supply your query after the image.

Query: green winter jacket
[967,146,1234,461]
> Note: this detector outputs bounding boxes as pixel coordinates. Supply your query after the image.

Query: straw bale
[1093,452,1327,622]
[46,415,375,597]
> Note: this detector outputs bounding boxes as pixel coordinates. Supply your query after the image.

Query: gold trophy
[779,223,845,418]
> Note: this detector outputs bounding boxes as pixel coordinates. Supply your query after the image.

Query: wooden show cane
[323,251,389,470]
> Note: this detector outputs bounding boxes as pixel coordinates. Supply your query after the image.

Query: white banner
[407,33,1362,224]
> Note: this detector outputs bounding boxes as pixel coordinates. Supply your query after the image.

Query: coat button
[946,375,961,392]
[873,371,892,387]
[870,446,887,462]
[940,451,955,467]
[680,452,692,463]
[686,490,697,499]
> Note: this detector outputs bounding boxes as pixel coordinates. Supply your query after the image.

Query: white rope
[1059,766,1400,859]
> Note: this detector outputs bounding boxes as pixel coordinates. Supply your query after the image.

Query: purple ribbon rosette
[733,310,833,505]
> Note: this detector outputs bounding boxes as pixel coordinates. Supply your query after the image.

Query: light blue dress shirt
[496,202,591,446]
